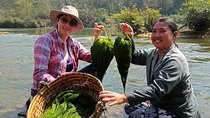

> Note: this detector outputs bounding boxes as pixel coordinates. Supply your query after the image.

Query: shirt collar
[55,29,72,45]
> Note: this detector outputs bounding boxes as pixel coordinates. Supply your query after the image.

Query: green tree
[14,0,35,20]
[0,0,187,28]
[142,7,161,32]
[110,5,144,34]
[79,8,109,28]
[181,0,210,32]
[143,0,175,15]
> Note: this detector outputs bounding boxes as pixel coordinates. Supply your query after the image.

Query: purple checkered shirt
[32,30,91,92]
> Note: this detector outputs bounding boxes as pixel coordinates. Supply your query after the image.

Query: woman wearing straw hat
[18,5,96,117]
[31,5,94,97]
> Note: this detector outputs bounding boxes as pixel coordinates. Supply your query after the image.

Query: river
[0,28,210,118]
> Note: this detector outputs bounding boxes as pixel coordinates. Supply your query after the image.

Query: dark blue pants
[124,103,176,118]
[78,64,94,75]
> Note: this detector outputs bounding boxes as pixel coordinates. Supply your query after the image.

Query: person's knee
[129,110,144,118]
[26,96,34,110]
[124,103,143,115]
[124,103,132,114]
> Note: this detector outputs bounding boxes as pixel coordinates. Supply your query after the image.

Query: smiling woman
[99,17,201,118]
[30,4,93,99]
[0,29,210,118]
[17,5,95,117]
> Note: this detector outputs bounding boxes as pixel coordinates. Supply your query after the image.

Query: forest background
[0,0,210,35]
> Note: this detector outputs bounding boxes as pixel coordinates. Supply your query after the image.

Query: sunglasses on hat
[60,16,77,27]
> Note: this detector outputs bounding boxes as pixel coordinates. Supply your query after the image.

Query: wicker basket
[27,72,104,118]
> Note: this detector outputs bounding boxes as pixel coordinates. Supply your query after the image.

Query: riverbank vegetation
[0,0,210,35]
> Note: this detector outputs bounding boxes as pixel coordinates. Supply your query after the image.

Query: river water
[0,28,210,118]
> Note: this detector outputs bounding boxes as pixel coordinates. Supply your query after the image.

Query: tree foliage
[0,0,210,33]
[142,8,161,32]
[181,0,210,32]
[110,5,144,34]
[0,0,51,28]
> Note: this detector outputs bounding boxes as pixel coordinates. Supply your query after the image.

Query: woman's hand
[99,91,128,106]
[93,23,104,40]
[120,23,134,38]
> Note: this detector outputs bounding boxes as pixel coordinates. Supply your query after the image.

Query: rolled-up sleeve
[77,41,91,62]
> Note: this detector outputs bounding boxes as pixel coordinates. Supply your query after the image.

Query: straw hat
[50,5,84,31]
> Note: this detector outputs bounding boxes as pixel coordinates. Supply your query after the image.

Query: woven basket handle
[37,81,50,95]
[89,100,106,118]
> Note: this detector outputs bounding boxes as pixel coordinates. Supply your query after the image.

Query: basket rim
[27,72,104,118]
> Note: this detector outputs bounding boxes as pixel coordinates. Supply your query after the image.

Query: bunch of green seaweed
[38,90,96,118]
[114,35,133,92]
[91,36,114,82]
